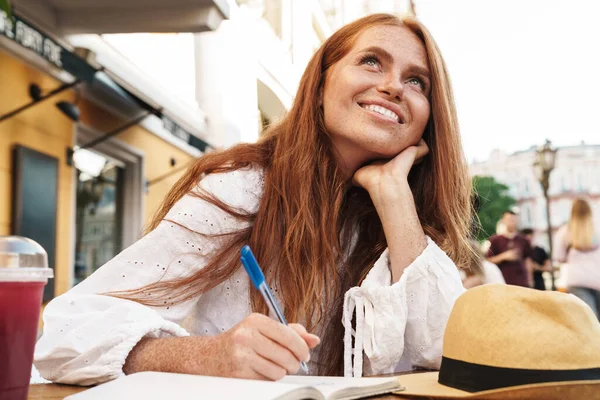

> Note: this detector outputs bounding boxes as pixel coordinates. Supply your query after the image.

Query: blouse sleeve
[33,167,263,386]
[342,237,465,377]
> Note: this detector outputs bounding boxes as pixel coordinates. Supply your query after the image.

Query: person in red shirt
[485,211,533,287]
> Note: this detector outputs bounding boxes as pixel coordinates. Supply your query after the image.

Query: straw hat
[395,284,600,399]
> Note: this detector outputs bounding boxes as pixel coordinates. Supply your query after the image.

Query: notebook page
[279,375,403,399]
[65,371,309,400]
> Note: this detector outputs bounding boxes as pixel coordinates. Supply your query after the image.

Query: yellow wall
[1,49,196,299]
[0,50,76,297]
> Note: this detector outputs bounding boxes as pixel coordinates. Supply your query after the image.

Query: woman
[554,198,600,318]
[34,14,474,383]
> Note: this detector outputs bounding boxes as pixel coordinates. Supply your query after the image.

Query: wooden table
[28,383,87,399]
[27,370,434,400]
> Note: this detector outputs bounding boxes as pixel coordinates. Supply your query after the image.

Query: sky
[414,0,600,162]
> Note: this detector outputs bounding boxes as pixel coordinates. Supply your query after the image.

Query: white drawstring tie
[343,287,380,377]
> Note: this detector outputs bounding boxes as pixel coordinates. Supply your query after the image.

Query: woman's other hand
[352,139,429,199]
[352,139,429,282]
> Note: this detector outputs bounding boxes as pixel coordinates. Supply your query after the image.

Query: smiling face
[322,25,432,174]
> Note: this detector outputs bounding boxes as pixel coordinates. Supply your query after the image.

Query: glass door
[73,150,124,285]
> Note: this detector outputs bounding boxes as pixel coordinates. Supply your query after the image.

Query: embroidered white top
[33,167,465,385]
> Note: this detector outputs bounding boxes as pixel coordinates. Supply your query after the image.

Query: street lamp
[533,140,557,290]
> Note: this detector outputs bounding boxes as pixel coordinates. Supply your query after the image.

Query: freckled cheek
[412,99,431,130]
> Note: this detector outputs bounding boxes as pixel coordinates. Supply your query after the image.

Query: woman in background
[554,198,600,318]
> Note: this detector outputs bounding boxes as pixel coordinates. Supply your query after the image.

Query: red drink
[0,282,45,399]
[0,237,52,400]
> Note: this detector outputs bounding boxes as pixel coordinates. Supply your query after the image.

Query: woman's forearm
[123,336,215,375]
[370,183,427,283]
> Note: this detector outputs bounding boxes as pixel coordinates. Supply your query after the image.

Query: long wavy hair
[110,14,474,375]
[568,198,597,251]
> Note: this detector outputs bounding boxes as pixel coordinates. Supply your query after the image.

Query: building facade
[470,144,600,249]
[90,0,332,148]
[0,3,225,301]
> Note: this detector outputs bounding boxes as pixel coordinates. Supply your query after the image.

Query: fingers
[248,351,288,381]
[255,316,310,364]
[226,314,321,380]
[252,331,302,374]
[289,323,320,349]
[229,349,286,381]
[412,139,430,165]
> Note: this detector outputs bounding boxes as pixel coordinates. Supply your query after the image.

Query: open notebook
[65,371,404,400]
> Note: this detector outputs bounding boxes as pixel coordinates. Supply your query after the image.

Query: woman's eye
[360,55,380,69]
[407,77,424,89]
[365,58,379,67]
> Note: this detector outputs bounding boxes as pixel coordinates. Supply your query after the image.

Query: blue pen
[240,245,310,374]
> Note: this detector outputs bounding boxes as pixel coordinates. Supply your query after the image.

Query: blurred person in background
[554,198,600,319]
[520,228,552,291]
[486,210,533,287]
[34,14,475,383]
[462,239,505,289]
[478,220,505,256]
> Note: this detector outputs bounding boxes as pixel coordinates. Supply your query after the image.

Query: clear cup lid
[0,236,54,282]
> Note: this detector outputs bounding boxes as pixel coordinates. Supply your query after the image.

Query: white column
[194,3,259,147]
[291,0,313,72]
[281,0,292,52]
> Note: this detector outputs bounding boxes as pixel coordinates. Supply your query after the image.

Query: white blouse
[34,167,465,385]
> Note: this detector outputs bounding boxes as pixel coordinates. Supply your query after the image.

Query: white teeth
[362,104,400,122]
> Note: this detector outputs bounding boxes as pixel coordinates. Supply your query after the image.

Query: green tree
[472,176,516,241]
[0,0,13,21]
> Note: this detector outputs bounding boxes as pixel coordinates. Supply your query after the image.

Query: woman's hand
[352,139,429,200]
[204,313,320,380]
[351,139,429,283]
[124,313,320,381]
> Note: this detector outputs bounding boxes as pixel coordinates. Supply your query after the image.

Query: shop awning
[0,11,213,153]
[14,0,229,34]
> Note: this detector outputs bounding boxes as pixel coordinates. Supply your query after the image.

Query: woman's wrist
[366,181,426,282]
[366,178,412,208]
[123,337,162,375]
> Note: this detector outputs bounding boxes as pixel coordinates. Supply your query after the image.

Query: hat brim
[393,371,600,400]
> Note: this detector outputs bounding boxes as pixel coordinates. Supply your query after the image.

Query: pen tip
[301,362,309,374]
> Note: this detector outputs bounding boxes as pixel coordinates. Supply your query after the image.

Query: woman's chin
[367,148,406,161]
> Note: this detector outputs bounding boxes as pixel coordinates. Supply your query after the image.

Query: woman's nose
[376,76,405,101]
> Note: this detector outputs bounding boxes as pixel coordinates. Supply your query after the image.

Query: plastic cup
[0,236,53,400]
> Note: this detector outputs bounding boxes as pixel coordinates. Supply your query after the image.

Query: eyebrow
[359,45,431,79]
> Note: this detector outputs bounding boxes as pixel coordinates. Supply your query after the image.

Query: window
[74,162,124,285]
[72,125,144,286]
